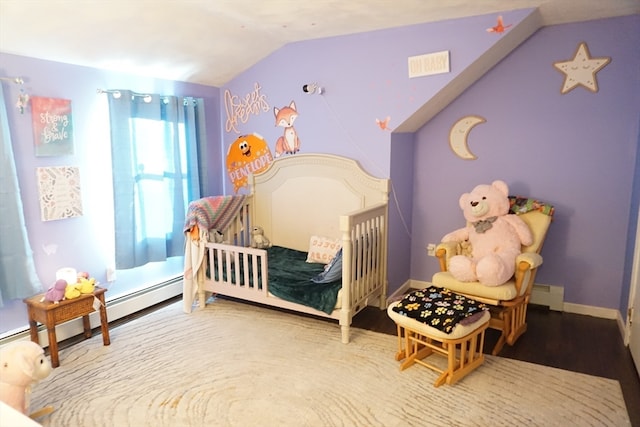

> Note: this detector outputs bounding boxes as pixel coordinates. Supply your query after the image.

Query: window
[107,92,203,270]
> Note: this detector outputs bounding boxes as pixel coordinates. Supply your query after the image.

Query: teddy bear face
[458,179,510,222]
[0,341,52,386]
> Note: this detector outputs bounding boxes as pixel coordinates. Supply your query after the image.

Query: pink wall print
[31,96,74,156]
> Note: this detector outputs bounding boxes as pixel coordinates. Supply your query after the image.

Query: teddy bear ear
[18,352,36,378]
[458,193,470,209]
[492,180,509,196]
[13,343,42,379]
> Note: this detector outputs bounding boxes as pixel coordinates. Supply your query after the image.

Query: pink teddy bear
[442,180,532,286]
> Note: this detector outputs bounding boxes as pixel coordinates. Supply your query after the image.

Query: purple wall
[220,9,537,179]
[411,16,640,310]
[223,13,639,312]
[1,11,638,314]
[221,9,539,295]
[0,53,221,286]
[389,132,415,290]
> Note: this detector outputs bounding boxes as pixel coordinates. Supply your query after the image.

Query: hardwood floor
[352,304,640,427]
[64,297,640,426]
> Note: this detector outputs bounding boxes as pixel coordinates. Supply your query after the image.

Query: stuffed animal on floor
[0,341,53,418]
[250,226,272,249]
[441,179,533,286]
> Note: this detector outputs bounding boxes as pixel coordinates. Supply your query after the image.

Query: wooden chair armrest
[516,252,543,270]
[513,252,543,296]
[435,241,459,271]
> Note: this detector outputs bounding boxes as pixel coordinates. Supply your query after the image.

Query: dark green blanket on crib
[211,246,342,314]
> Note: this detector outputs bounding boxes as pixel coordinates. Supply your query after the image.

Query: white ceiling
[1,0,638,87]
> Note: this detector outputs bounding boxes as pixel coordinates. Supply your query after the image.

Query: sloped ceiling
[0,0,638,87]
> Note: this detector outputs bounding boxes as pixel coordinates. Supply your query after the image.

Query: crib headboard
[249,154,390,252]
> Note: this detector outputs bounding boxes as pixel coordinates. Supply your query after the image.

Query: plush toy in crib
[212,229,225,244]
[0,341,54,418]
[250,226,272,249]
[441,179,532,286]
[211,229,236,262]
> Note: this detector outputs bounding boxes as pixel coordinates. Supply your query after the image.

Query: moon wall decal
[449,115,486,160]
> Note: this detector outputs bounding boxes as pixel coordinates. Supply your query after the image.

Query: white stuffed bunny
[250,226,272,249]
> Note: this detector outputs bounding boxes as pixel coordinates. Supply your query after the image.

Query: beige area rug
[30,299,630,427]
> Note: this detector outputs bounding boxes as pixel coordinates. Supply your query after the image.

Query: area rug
[30,299,630,427]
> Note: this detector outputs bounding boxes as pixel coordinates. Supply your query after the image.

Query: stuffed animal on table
[250,226,272,249]
[441,179,532,286]
[43,279,67,303]
[64,283,82,300]
[78,277,96,294]
[0,341,53,418]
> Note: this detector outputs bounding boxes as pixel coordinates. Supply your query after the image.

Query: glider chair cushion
[432,197,554,355]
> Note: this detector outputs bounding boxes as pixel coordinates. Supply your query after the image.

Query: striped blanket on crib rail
[183,195,247,234]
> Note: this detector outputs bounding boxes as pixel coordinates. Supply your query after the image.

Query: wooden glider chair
[432,197,554,356]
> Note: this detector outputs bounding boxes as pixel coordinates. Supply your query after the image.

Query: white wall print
[37,166,83,221]
[553,42,611,94]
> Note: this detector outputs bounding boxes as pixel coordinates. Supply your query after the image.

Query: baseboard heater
[0,278,183,348]
[530,283,564,311]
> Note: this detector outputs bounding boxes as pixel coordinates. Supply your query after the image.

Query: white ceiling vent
[408,51,450,78]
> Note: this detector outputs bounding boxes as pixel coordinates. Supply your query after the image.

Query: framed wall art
[31,96,74,156]
[36,166,83,221]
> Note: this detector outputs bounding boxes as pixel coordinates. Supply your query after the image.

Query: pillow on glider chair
[312,248,343,283]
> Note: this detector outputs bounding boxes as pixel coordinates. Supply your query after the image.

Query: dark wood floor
[69,297,640,426]
[351,303,640,427]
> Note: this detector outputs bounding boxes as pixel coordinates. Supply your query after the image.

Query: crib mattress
[267,246,342,314]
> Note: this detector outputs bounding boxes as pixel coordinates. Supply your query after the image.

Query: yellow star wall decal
[553,42,611,94]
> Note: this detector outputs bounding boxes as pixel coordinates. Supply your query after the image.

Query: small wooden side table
[23,286,110,368]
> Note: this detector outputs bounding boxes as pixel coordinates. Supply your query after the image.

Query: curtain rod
[97,89,197,106]
[0,76,24,84]
[97,88,153,103]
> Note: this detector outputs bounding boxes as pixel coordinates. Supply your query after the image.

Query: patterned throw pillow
[306,236,342,264]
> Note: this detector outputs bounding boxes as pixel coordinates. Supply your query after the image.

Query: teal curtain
[107,91,203,269]
[0,84,42,306]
